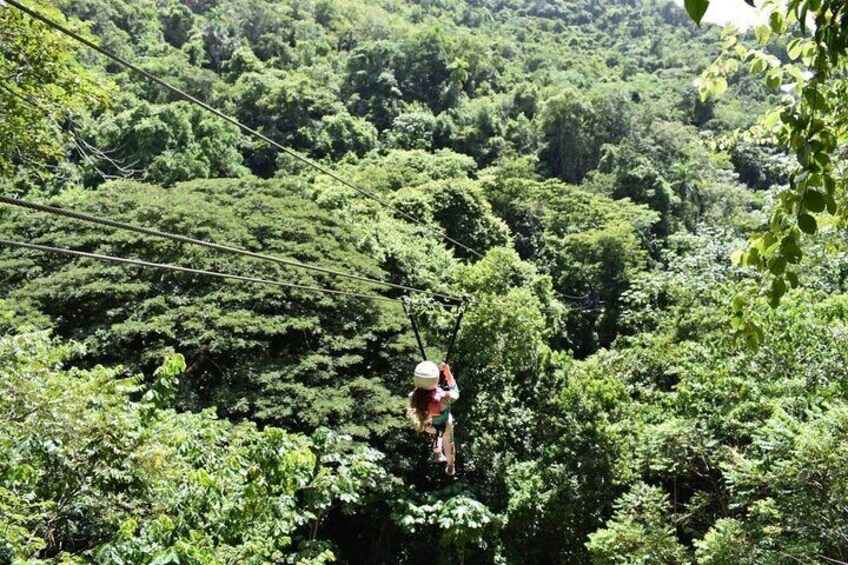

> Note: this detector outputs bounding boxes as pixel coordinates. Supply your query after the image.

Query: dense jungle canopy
[3,0,848,562]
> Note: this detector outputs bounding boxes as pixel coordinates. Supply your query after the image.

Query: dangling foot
[434,453,448,463]
[445,437,456,475]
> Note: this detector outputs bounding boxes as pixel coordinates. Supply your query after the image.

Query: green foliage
[538,87,633,184]
[27,0,736,185]
[344,40,404,130]
[587,483,688,564]
[9,0,848,563]
[0,177,414,438]
[504,356,637,563]
[691,0,848,343]
[313,111,378,160]
[694,519,751,565]
[387,107,441,151]
[0,0,107,181]
[0,324,387,563]
[684,0,710,26]
[142,352,186,409]
[89,99,250,185]
[394,494,499,561]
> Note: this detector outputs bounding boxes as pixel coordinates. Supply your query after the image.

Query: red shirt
[427,388,450,417]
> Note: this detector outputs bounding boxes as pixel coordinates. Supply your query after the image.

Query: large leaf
[685,0,711,25]
[798,213,818,234]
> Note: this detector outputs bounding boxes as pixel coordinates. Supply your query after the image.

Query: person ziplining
[2,231,473,477]
[407,361,459,475]
[401,296,468,476]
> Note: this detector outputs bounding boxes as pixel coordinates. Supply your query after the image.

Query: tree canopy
[3,0,848,563]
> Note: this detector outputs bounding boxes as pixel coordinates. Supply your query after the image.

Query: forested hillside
[3,0,848,562]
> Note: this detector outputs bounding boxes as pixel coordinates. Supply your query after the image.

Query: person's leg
[443,418,456,475]
[427,427,446,462]
[433,434,446,461]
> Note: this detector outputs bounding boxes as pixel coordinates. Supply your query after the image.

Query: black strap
[443,296,470,365]
[401,296,427,360]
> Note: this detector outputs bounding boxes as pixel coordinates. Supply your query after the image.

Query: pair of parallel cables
[0,0,487,307]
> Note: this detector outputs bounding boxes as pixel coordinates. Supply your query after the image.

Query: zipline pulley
[579,291,604,321]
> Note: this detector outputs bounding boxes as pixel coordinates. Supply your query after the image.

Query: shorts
[430,411,453,435]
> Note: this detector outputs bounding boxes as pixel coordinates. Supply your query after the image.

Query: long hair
[407,388,435,432]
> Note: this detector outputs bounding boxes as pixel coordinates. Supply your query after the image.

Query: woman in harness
[407,360,459,476]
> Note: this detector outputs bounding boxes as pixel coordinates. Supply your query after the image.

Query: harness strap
[443,296,471,365]
[403,295,471,365]
[401,296,427,360]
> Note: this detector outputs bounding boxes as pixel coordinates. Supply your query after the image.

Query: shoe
[446,463,455,476]
[434,453,447,463]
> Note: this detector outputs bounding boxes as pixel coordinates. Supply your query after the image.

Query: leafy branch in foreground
[685,0,757,26]
[691,0,848,347]
[0,0,109,182]
[0,319,388,564]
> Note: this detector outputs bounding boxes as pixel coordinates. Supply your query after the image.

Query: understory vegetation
[2,0,848,563]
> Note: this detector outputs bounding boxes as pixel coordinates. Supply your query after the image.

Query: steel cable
[0,238,401,303]
[2,0,485,259]
[0,195,463,304]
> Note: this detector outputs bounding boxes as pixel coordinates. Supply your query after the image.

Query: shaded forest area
[3,0,848,563]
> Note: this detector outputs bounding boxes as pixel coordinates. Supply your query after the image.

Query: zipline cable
[3,0,485,259]
[0,238,401,303]
[0,195,463,304]
[0,88,460,303]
